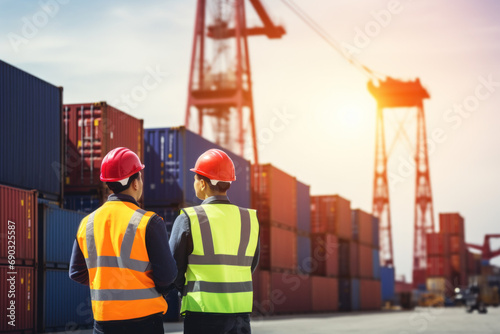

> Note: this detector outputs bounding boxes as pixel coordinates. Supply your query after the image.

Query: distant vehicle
[463,285,487,314]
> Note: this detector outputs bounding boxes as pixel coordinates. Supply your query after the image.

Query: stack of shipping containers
[143,127,252,320]
[426,232,450,296]
[310,195,349,312]
[352,209,382,310]
[251,164,306,314]
[440,213,467,288]
[1,60,63,333]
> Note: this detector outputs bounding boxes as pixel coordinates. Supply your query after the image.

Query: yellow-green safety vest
[181,204,259,314]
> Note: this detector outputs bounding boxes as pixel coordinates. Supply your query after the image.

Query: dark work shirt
[169,195,260,292]
[69,193,178,296]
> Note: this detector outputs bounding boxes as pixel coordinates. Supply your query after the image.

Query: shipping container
[358,244,373,279]
[338,239,358,278]
[63,193,102,214]
[39,269,93,332]
[311,276,338,312]
[0,185,38,266]
[64,102,144,193]
[271,272,311,313]
[259,225,297,271]
[439,213,464,236]
[339,278,360,311]
[252,164,296,229]
[145,206,182,236]
[426,233,449,256]
[39,204,86,267]
[352,209,373,246]
[310,195,351,239]
[144,127,251,208]
[360,279,382,310]
[381,266,395,303]
[412,268,426,289]
[0,60,63,198]
[449,235,465,254]
[252,269,271,315]
[297,235,312,274]
[427,256,450,277]
[296,180,311,233]
[310,234,338,277]
[0,265,36,332]
[372,216,379,248]
[426,277,447,294]
[372,249,381,280]
[395,280,413,293]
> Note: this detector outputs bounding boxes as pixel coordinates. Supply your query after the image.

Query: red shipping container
[252,269,271,314]
[251,164,297,229]
[1,266,36,332]
[358,244,373,279]
[360,279,382,310]
[271,272,311,313]
[450,254,466,274]
[412,268,427,289]
[395,280,412,293]
[310,195,351,239]
[63,102,144,192]
[0,185,37,266]
[449,235,464,254]
[350,241,359,277]
[311,276,339,312]
[259,225,297,271]
[310,234,338,277]
[439,213,464,236]
[426,233,449,256]
[353,209,373,246]
[427,256,450,277]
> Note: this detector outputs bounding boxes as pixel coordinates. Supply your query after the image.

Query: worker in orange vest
[169,149,260,334]
[69,147,177,334]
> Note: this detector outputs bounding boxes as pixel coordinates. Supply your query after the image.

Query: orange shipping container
[449,235,465,254]
[358,244,373,279]
[439,213,464,236]
[310,195,351,239]
[311,276,339,312]
[310,234,338,277]
[360,279,382,310]
[259,225,297,271]
[251,164,297,229]
[352,209,373,246]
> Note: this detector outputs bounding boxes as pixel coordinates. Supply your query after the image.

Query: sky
[1,0,499,280]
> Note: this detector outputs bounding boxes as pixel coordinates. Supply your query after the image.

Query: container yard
[1,1,500,333]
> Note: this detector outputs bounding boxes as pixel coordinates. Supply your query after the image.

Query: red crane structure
[467,234,500,261]
[185,0,285,163]
[368,78,435,288]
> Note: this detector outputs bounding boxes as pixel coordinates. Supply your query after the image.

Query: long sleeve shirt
[169,195,260,292]
[69,193,177,295]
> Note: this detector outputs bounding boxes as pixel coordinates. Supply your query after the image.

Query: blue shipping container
[0,60,62,198]
[41,269,93,331]
[372,216,379,248]
[64,193,101,214]
[351,279,360,311]
[144,127,251,208]
[297,235,312,274]
[145,206,182,236]
[40,203,86,266]
[381,266,395,302]
[372,249,381,280]
[296,180,311,233]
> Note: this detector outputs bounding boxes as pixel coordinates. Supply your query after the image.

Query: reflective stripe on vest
[84,209,152,272]
[181,204,259,314]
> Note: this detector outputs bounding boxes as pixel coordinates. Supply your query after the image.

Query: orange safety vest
[76,200,167,321]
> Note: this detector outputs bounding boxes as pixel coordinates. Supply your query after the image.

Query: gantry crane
[185,0,285,163]
[467,234,500,261]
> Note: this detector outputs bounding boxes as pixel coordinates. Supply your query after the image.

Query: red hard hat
[190,149,236,182]
[100,147,145,182]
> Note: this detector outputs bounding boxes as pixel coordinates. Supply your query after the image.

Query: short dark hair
[106,172,140,194]
[196,174,231,193]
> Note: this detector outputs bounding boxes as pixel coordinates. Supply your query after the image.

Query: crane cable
[280,0,385,82]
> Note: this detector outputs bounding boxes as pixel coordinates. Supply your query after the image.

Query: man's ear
[132,178,140,191]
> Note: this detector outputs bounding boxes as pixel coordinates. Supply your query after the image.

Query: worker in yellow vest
[169,148,260,334]
[69,147,177,334]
